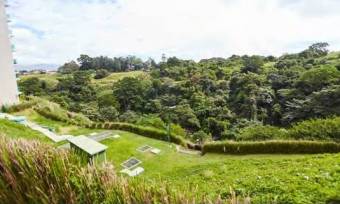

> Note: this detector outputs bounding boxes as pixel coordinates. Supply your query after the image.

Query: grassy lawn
[95,71,147,84]
[102,130,340,203]
[0,119,51,143]
[5,107,340,203]
[12,109,101,136]
[19,73,62,87]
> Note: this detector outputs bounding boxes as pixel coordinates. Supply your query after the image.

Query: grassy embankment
[2,107,340,203]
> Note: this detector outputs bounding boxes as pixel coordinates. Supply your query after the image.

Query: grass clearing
[0,119,51,143]
[12,109,101,136]
[102,130,340,203]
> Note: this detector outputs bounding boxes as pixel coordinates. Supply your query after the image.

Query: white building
[0,0,19,106]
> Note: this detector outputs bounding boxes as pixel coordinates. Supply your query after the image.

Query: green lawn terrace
[1,116,340,202]
[100,130,340,203]
[2,103,340,203]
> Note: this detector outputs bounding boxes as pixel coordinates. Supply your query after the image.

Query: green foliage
[19,77,49,96]
[192,130,209,143]
[33,99,92,126]
[289,117,340,141]
[98,106,119,121]
[203,140,340,154]
[113,77,151,112]
[6,98,38,113]
[237,125,287,141]
[77,54,150,72]
[240,55,264,73]
[58,60,79,74]
[17,43,340,142]
[94,69,110,79]
[295,67,340,94]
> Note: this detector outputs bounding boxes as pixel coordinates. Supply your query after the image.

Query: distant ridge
[14,64,60,71]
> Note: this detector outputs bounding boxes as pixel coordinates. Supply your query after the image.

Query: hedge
[86,122,200,149]
[202,140,340,154]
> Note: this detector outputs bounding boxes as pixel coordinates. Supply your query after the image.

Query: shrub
[94,69,110,79]
[202,140,340,154]
[237,125,288,141]
[33,100,92,126]
[192,130,209,143]
[6,100,38,113]
[288,117,340,142]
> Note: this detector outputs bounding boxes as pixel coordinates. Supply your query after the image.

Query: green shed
[68,136,108,165]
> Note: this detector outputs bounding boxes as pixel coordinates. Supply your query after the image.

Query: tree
[170,104,201,131]
[98,106,119,121]
[295,67,340,94]
[19,77,45,96]
[58,61,79,74]
[207,117,229,139]
[77,54,94,70]
[113,77,151,112]
[241,55,264,73]
[56,71,96,103]
[299,42,329,58]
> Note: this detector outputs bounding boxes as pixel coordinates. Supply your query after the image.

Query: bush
[237,125,288,141]
[288,117,340,142]
[94,69,110,79]
[33,100,92,126]
[192,130,209,143]
[6,100,38,113]
[203,140,340,154]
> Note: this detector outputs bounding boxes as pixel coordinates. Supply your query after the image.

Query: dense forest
[19,42,340,143]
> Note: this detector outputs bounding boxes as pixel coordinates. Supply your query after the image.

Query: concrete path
[25,121,73,143]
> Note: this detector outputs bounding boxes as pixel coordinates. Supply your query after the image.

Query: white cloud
[6,0,340,64]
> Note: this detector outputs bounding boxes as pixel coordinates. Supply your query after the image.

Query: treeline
[18,42,340,143]
[58,54,155,74]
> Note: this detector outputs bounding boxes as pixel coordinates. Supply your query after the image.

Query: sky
[6,0,340,65]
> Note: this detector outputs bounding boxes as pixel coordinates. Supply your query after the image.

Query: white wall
[0,0,19,107]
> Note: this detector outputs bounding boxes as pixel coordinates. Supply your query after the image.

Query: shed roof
[68,136,108,156]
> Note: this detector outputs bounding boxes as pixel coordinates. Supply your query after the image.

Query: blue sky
[7,0,340,65]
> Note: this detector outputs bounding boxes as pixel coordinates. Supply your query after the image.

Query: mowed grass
[0,119,51,143]
[12,109,102,136]
[102,131,340,203]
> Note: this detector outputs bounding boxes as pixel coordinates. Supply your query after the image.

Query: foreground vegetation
[0,137,248,204]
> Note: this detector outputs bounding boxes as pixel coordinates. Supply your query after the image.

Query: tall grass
[0,136,248,204]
